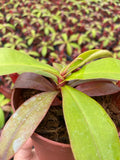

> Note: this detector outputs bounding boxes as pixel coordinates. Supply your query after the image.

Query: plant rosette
[0,48,120,160]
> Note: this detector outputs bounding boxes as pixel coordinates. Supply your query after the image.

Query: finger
[14,138,34,160]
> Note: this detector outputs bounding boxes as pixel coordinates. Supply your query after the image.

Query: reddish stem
[0,85,11,99]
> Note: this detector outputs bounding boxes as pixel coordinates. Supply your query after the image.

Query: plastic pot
[32,133,74,160]
[11,88,75,160]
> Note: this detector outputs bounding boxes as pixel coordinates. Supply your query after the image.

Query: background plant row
[0,0,120,64]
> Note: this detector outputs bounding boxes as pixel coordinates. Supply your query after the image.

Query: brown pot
[11,88,75,160]
[32,133,74,160]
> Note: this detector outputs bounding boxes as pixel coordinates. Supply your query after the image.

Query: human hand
[14,138,39,160]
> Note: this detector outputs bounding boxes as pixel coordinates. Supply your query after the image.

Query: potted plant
[0,48,120,160]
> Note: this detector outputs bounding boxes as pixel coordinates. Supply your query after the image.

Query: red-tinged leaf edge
[14,72,56,91]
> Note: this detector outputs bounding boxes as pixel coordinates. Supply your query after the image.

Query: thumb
[14,138,39,160]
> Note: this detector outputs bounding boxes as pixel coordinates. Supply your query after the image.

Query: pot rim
[32,132,71,148]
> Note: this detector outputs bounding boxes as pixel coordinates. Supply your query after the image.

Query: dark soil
[16,89,120,144]
[36,105,70,144]
[17,89,69,144]
[93,95,120,131]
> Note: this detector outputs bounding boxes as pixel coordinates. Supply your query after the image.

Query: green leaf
[66,43,72,56]
[77,50,112,64]
[16,38,23,44]
[113,16,118,22]
[5,23,15,30]
[41,46,47,57]
[62,49,112,76]
[92,29,96,38]
[66,58,120,81]
[44,27,49,36]
[1,98,10,106]
[61,85,120,160]
[71,17,78,23]
[78,35,84,45]
[0,24,3,30]
[0,48,60,82]
[0,107,5,129]
[31,30,35,36]
[4,43,13,48]
[28,51,39,57]
[54,40,64,46]
[48,46,54,51]
[62,33,68,42]
[69,34,79,41]
[0,13,4,18]
[49,26,55,33]
[0,91,58,160]
[53,63,66,72]
[6,14,12,22]
[70,42,80,49]
[58,23,63,30]
[27,38,34,46]
[0,94,5,103]
[19,43,28,48]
